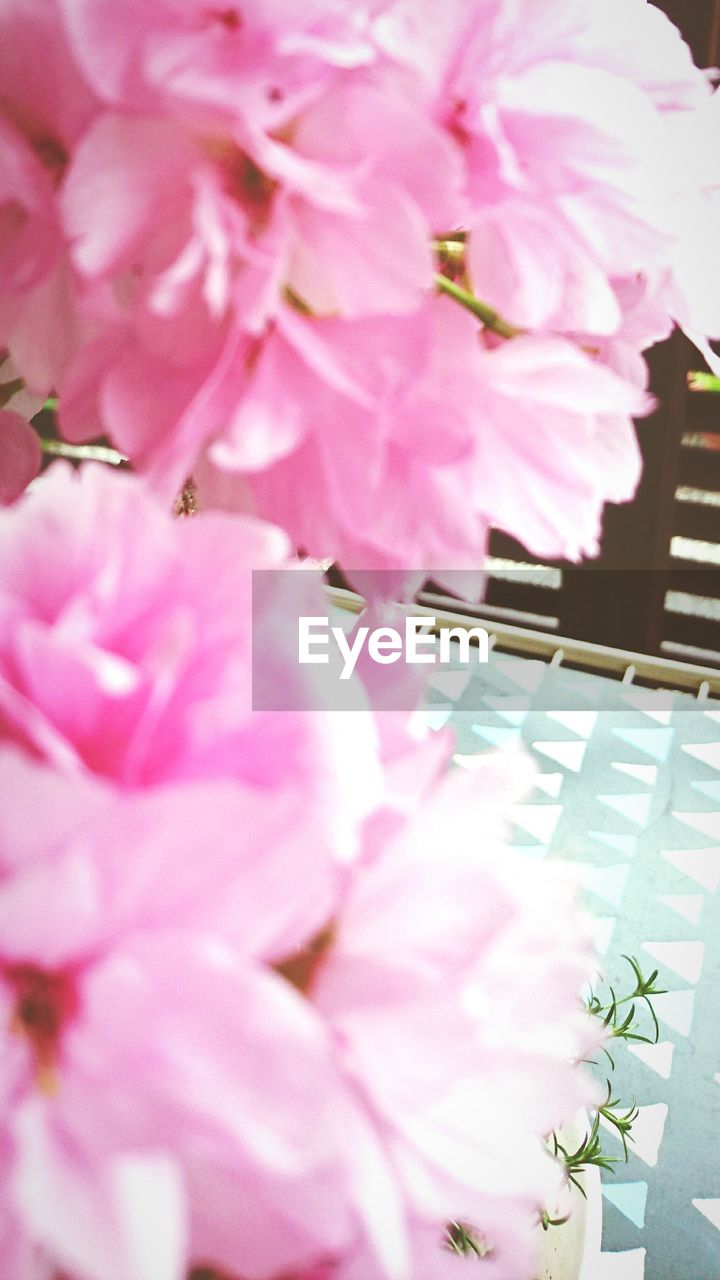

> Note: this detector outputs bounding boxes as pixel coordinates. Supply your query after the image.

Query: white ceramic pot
[534,1160,602,1280]
[532,1111,603,1280]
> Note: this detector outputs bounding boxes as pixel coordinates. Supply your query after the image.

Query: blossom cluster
[0,464,596,1280]
[1,0,719,577]
[0,4,713,1277]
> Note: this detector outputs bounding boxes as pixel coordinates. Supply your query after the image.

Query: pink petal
[62,114,200,277]
[0,410,41,505]
[14,1101,187,1280]
[288,179,434,317]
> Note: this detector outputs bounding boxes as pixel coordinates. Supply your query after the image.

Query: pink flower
[0,463,385,859]
[0,743,595,1280]
[461,331,651,560]
[0,0,713,580]
[432,0,706,338]
[0,117,61,300]
[378,0,714,347]
[572,0,710,112]
[0,752,353,1280]
[57,289,651,582]
[195,300,487,573]
[0,410,41,506]
[0,460,282,779]
[306,755,596,1279]
[43,0,459,503]
[0,111,75,400]
[195,297,650,574]
[0,0,97,154]
[665,87,720,343]
[0,0,99,397]
[53,78,459,492]
[57,0,381,118]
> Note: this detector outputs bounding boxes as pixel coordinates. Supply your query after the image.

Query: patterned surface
[421,654,720,1280]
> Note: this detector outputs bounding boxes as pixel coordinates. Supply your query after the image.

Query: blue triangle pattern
[612,727,675,763]
[470,725,523,747]
[602,1181,648,1229]
[588,831,639,857]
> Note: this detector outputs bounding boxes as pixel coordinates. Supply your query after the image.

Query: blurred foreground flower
[0,466,597,1279]
[0,461,392,852]
[0,748,595,1280]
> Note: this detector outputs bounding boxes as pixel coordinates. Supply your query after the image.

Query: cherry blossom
[0,745,595,1280]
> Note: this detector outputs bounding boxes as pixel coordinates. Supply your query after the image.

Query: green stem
[688,371,720,393]
[41,439,127,466]
[434,274,522,339]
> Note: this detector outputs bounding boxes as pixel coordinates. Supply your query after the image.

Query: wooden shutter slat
[674,501,720,543]
[667,565,720,595]
[487,530,545,565]
[663,610,720,654]
[485,578,559,618]
[679,448,720,491]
